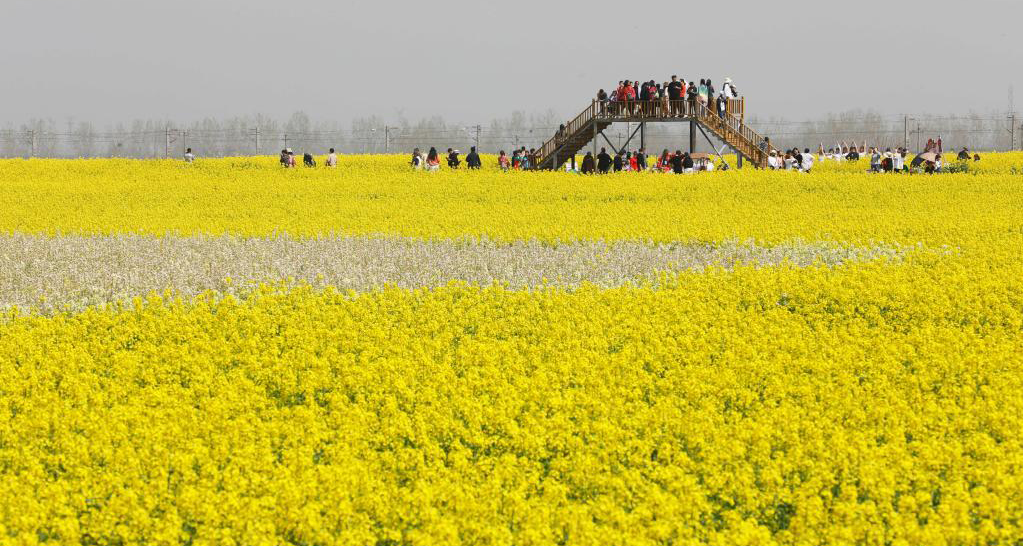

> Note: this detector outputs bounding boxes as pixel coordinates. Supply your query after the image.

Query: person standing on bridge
[597,148,612,174]
[623,81,636,115]
[668,76,684,117]
[597,89,608,115]
[660,83,670,118]
[640,82,651,116]
[687,81,699,113]
[716,94,727,121]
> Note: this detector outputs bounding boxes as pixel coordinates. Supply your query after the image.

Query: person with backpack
[466,146,482,169]
[303,153,316,167]
[447,148,460,169]
[597,147,612,173]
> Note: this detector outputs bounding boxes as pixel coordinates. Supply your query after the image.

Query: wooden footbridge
[532,98,775,170]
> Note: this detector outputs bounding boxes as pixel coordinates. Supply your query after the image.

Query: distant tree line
[1,109,1019,158]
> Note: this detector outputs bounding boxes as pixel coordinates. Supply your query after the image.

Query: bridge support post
[592,122,597,158]
[640,123,645,151]
[737,154,743,169]
[689,121,696,153]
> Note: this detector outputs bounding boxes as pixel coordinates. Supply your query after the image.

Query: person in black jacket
[682,152,694,172]
[596,148,612,173]
[581,152,595,174]
[668,76,684,116]
[447,148,460,168]
[613,152,624,172]
[636,148,647,171]
[670,151,684,174]
[465,146,482,169]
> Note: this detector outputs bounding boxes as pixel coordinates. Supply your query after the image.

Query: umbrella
[911,152,936,168]
[689,153,712,161]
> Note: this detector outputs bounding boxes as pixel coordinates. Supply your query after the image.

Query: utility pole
[903,116,909,150]
[384,127,390,154]
[1009,114,1015,151]
[165,126,172,158]
[182,131,188,155]
[283,133,289,151]
[254,127,260,155]
[29,130,36,157]
[915,122,921,152]
[475,124,481,152]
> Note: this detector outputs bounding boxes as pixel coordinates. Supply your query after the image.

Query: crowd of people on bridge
[596,76,740,119]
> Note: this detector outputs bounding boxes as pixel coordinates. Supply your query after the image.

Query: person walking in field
[466,146,482,169]
[581,152,595,174]
[498,150,510,171]
[670,151,684,174]
[447,148,460,169]
[426,147,441,172]
[183,148,195,163]
[325,148,338,167]
[597,147,612,174]
[303,153,316,167]
[636,148,647,171]
[411,148,423,169]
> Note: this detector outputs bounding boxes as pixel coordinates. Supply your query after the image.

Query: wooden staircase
[533,102,612,170]
[532,99,774,170]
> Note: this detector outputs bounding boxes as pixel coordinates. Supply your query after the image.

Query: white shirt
[326,153,338,167]
[767,155,779,169]
[801,154,814,171]
[183,153,194,163]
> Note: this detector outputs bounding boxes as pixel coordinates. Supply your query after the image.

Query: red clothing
[624,85,636,100]
[629,156,638,171]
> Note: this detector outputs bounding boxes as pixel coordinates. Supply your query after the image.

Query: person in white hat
[722,77,738,99]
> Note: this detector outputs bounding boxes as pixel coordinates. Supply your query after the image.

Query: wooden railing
[593,97,745,120]
[533,96,770,169]
[536,101,598,167]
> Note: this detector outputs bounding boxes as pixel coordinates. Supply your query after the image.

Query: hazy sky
[3,0,1021,125]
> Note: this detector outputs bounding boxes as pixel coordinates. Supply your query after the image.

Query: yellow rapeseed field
[1,156,1022,545]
